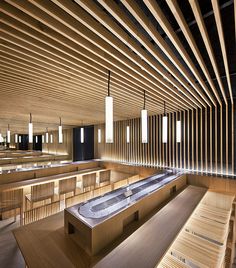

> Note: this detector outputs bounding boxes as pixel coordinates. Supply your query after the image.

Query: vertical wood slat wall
[95,103,235,176]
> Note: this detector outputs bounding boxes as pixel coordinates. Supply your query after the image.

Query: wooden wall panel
[42,128,73,160]
[95,103,235,176]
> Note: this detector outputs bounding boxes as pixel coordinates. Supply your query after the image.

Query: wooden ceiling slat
[0,0,234,132]
[188,0,228,105]
[79,0,202,108]
[211,0,233,104]
[143,0,213,107]
[166,0,222,106]
[51,0,197,109]
[95,0,207,107]
[7,0,184,108]
[0,25,187,109]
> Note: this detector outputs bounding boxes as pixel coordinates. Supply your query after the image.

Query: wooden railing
[23,201,60,225]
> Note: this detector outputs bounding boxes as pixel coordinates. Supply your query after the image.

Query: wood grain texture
[94,186,206,268]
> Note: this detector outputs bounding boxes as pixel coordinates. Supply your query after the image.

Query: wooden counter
[13,185,206,268]
[0,160,99,186]
[94,185,207,268]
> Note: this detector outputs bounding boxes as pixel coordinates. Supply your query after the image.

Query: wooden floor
[12,185,206,268]
[0,217,24,268]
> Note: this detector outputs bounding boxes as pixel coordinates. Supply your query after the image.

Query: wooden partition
[95,104,235,176]
[187,173,236,194]
[42,128,73,160]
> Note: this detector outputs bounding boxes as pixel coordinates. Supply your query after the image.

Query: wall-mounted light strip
[0,133,3,143]
[58,117,63,144]
[7,124,10,143]
[105,70,113,143]
[42,135,44,144]
[81,127,84,143]
[98,128,101,143]
[29,113,33,143]
[19,135,21,143]
[35,135,38,143]
[141,90,148,143]
[15,134,18,143]
[162,101,168,143]
[127,125,130,143]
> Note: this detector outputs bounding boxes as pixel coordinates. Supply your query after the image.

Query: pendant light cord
[59,117,62,126]
[143,90,146,110]
[30,113,32,123]
[107,70,111,96]
[164,101,166,116]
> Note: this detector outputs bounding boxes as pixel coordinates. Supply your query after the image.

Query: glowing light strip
[98,128,101,143]
[58,125,63,143]
[141,109,148,143]
[81,127,84,143]
[15,134,18,143]
[162,116,168,143]
[105,96,113,143]
[176,120,181,143]
[50,134,53,143]
[127,125,130,143]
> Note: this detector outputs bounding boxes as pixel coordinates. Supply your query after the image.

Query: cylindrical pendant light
[0,133,3,143]
[28,113,33,143]
[105,70,113,143]
[46,128,49,144]
[50,133,53,143]
[35,135,38,143]
[126,125,130,143]
[7,124,10,143]
[58,117,63,144]
[81,127,84,143]
[19,135,21,143]
[141,90,148,143]
[42,135,44,144]
[162,101,168,143]
[98,128,101,143]
[15,134,18,143]
[176,110,181,143]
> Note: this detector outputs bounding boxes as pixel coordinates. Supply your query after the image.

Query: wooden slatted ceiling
[0,0,234,134]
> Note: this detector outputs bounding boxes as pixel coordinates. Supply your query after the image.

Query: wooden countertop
[0,167,103,191]
[94,185,207,268]
[13,185,206,268]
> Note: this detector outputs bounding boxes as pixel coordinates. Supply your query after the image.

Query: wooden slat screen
[95,103,235,176]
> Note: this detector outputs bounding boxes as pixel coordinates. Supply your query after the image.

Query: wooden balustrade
[0,188,23,225]
[23,201,60,225]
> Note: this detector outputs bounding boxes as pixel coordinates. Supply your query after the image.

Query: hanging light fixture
[58,117,63,144]
[176,110,181,143]
[15,134,18,143]
[50,133,53,143]
[81,126,84,144]
[126,125,130,143]
[162,101,168,143]
[35,135,38,143]
[28,113,33,143]
[98,128,101,143]
[45,128,49,143]
[141,90,148,143]
[105,70,113,143]
[42,135,44,144]
[19,135,21,143]
[7,124,10,143]
[0,132,3,143]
